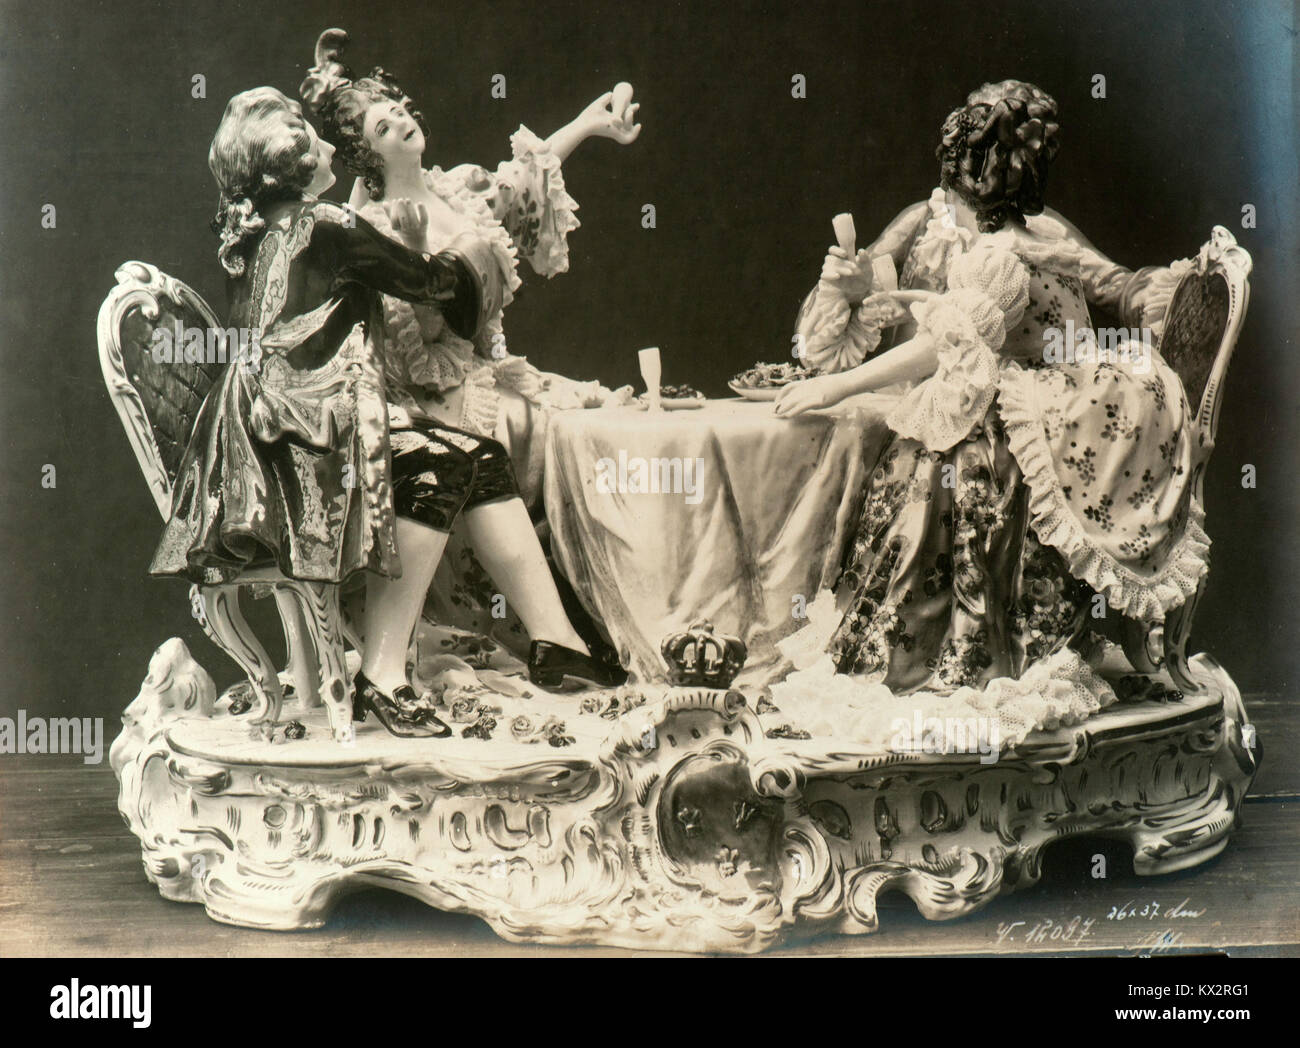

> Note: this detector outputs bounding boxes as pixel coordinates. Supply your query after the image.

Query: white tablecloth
[543,398,893,684]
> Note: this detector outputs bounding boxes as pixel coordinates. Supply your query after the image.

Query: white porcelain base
[111,640,1259,953]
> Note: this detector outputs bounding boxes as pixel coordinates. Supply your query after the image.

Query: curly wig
[300,29,428,201]
[208,87,318,276]
[937,79,1061,233]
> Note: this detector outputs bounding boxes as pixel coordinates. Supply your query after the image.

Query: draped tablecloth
[543,398,893,685]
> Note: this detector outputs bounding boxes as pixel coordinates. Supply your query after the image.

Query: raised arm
[542,86,642,162]
[1042,206,1134,314]
[1042,206,1193,331]
[863,200,931,270]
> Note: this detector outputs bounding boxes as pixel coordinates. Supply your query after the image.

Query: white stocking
[359,517,450,696]
[462,498,589,655]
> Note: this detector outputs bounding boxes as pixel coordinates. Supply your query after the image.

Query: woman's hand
[580,84,642,144]
[384,198,429,248]
[773,374,846,418]
[544,84,642,161]
[820,246,874,303]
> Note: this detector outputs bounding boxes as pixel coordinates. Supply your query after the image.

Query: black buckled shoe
[588,635,624,671]
[352,672,452,738]
[528,641,629,690]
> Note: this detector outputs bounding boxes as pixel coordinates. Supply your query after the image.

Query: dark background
[0,0,1295,718]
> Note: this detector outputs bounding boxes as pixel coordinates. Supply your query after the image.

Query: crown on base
[660,621,747,689]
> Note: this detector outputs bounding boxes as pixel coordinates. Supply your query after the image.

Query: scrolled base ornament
[112,640,1257,953]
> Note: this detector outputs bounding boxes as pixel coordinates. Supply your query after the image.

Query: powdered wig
[209,87,319,276]
[300,29,429,201]
[937,80,1061,233]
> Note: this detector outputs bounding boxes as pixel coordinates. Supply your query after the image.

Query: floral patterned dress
[825,206,1208,695]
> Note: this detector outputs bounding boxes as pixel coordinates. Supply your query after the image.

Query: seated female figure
[776,81,1206,699]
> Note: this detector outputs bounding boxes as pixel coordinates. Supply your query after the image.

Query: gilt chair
[98,261,354,741]
[1117,227,1253,692]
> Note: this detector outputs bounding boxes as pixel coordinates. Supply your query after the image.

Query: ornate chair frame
[98,261,354,741]
[1119,227,1253,691]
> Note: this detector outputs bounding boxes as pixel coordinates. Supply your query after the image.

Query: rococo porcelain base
[111,639,1258,954]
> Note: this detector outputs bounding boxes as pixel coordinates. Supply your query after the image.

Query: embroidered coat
[150,199,484,584]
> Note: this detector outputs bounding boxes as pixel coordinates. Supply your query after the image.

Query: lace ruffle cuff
[801,288,910,373]
[885,318,1001,452]
[506,124,581,278]
[1123,259,1195,343]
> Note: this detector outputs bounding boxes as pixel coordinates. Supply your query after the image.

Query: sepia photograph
[0,0,1295,1021]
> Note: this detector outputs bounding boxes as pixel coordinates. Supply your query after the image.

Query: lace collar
[921,187,1085,281]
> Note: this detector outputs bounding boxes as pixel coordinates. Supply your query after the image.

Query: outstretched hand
[582,83,642,144]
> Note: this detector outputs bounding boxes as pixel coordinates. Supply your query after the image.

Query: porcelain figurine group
[137,33,1219,743]
[151,31,642,737]
[101,30,1259,951]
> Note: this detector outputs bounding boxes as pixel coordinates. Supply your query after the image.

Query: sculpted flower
[450,697,481,723]
[1028,576,1064,608]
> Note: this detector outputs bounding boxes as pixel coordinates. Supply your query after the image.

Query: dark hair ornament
[937,80,1061,233]
[299,28,353,112]
[300,29,429,201]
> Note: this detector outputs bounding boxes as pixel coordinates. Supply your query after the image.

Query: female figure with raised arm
[301,29,640,473]
[151,88,622,739]
[298,29,642,654]
[776,81,1206,700]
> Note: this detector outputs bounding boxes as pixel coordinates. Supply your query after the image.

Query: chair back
[97,261,227,517]
[1156,227,1253,480]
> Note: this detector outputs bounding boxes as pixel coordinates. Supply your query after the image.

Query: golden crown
[660,621,747,689]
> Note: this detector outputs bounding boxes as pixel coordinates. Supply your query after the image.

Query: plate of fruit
[727,361,820,400]
[638,384,707,409]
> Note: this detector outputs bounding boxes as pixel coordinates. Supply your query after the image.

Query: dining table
[542,395,895,685]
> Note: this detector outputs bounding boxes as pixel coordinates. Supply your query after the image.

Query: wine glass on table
[639,346,662,412]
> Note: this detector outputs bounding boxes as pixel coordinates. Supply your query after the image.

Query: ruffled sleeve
[885,297,1002,451]
[801,289,909,373]
[453,125,581,279]
[900,188,975,291]
[886,244,1032,451]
